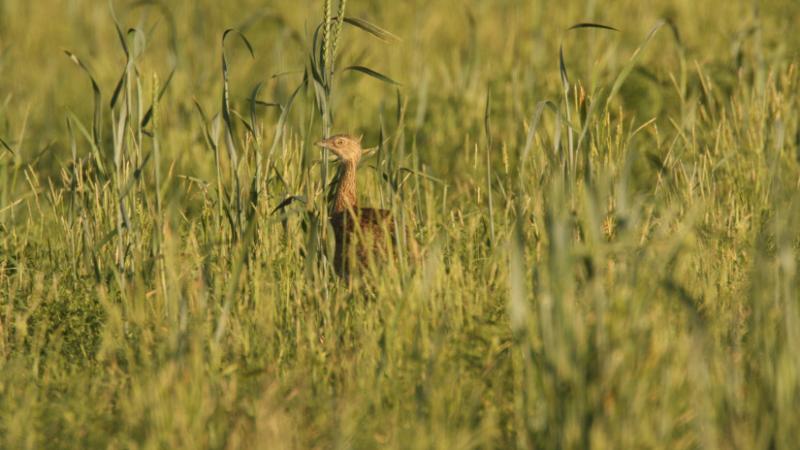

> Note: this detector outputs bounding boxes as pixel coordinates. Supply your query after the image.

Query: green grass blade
[341,65,401,86]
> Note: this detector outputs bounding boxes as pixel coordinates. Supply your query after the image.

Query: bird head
[315,134,363,163]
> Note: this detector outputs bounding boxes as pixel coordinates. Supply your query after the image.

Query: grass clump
[0,0,799,448]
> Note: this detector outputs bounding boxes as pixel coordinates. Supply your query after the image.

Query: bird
[315,134,414,280]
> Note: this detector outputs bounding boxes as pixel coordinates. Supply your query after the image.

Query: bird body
[316,134,407,280]
[330,207,392,279]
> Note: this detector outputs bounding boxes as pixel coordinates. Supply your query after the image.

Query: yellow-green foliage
[0,0,799,448]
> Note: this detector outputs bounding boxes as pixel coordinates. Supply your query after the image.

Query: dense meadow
[1,0,799,448]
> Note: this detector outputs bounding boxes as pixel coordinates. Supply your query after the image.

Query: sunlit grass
[0,0,798,448]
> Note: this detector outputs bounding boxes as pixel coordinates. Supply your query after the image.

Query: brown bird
[315,134,412,280]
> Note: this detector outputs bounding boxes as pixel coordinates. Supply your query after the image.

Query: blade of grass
[64,51,103,154]
[606,21,666,107]
[341,66,401,86]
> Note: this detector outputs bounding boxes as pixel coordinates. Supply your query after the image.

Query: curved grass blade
[131,0,178,54]
[559,45,569,91]
[66,110,106,175]
[559,23,617,93]
[606,21,666,107]
[266,78,306,163]
[312,78,328,120]
[520,100,560,176]
[222,28,255,127]
[342,65,400,86]
[484,87,492,148]
[109,0,129,57]
[575,88,603,152]
[271,195,307,215]
[64,50,103,151]
[250,100,281,109]
[109,0,129,109]
[223,28,255,61]
[568,22,619,32]
[310,22,324,86]
[397,167,446,185]
[0,136,14,155]
[132,0,180,127]
[192,97,215,150]
[249,81,264,134]
[271,70,304,80]
[141,67,175,128]
[220,28,255,157]
[247,83,282,132]
[231,110,256,138]
[664,18,682,47]
[342,16,401,42]
[117,151,152,199]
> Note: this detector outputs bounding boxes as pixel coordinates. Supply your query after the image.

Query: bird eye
[335,139,344,146]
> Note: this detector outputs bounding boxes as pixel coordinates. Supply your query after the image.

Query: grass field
[1,0,799,448]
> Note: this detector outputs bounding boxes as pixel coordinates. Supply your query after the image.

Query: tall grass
[0,0,799,448]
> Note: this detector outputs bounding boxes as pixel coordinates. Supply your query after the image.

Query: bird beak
[316,138,339,160]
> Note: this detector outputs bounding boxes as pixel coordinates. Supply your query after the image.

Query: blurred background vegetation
[0,0,798,448]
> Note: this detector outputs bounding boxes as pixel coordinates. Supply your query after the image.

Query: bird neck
[333,159,358,213]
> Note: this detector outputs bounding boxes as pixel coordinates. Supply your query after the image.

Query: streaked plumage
[316,134,408,280]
